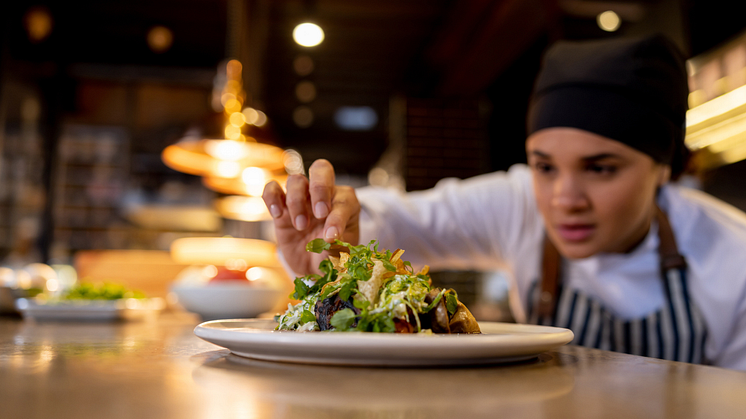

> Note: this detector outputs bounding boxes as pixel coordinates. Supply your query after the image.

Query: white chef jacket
[356,164,746,370]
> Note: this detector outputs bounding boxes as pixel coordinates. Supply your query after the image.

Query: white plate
[194,319,574,366]
[15,298,164,321]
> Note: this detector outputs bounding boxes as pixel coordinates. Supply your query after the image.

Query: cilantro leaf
[291,277,311,300]
[299,310,317,324]
[330,308,357,330]
[381,259,396,272]
[339,280,357,301]
[445,290,459,315]
[306,239,332,253]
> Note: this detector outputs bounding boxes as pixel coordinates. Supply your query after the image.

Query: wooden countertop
[1,313,744,419]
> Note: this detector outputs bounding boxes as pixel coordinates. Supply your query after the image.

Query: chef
[262,35,746,370]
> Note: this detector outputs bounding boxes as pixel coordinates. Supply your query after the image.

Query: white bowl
[171,283,284,321]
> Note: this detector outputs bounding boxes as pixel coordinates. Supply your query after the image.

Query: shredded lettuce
[277,239,449,333]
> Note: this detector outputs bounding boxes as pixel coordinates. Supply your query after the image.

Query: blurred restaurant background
[1,0,746,319]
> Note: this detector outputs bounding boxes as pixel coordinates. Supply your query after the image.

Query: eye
[533,161,555,175]
[586,164,616,175]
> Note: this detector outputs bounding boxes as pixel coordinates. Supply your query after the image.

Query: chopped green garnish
[330,308,357,330]
[277,238,469,333]
[62,282,145,300]
[306,238,332,253]
[300,310,316,324]
[445,290,459,315]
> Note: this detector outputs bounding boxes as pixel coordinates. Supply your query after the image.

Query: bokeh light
[24,7,53,43]
[229,112,246,127]
[293,106,314,128]
[293,23,325,47]
[293,55,315,76]
[295,81,317,103]
[597,11,621,32]
[282,149,305,175]
[147,26,173,53]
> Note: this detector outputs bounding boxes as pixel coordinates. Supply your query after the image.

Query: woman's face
[526,128,670,259]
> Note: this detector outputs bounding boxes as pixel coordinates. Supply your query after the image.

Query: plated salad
[277,239,480,334]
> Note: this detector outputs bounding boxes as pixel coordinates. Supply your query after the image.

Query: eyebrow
[529,150,622,162]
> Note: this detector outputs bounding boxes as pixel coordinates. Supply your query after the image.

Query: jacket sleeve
[356,164,538,273]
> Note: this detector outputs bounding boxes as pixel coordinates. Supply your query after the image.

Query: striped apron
[527,207,708,364]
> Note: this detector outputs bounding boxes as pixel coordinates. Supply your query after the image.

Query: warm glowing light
[24,7,53,43]
[230,112,246,127]
[254,110,268,127]
[226,60,243,80]
[242,167,268,196]
[293,23,325,47]
[224,125,242,140]
[295,81,317,103]
[204,173,288,196]
[224,98,242,114]
[225,258,248,271]
[147,26,173,53]
[685,83,746,168]
[204,140,248,161]
[214,196,271,222]
[161,139,287,177]
[247,267,263,281]
[597,11,621,32]
[170,237,280,267]
[687,84,746,128]
[225,80,242,93]
[216,161,241,178]
[243,108,268,127]
[282,149,305,175]
[221,93,236,106]
[242,108,259,124]
[293,55,315,76]
[45,278,59,292]
[203,265,219,278]
[293,106,314,128]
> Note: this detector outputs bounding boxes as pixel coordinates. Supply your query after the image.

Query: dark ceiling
[3,0,746,177]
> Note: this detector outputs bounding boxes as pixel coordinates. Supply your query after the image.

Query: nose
[551,174,589,211]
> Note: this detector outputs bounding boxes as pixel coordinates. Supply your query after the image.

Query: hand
[262,159,360,275]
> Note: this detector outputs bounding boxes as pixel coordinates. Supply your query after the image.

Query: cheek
[532,178,553,214]
[593,177,656,230]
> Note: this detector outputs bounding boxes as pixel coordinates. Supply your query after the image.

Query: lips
[555,223,596,242]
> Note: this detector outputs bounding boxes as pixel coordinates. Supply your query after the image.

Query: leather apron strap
[536,206,686,318]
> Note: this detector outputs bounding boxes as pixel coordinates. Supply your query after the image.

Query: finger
[285,174,311,231]
[323,185,359,241]
[262,181,287,221]
[308,159,336,219]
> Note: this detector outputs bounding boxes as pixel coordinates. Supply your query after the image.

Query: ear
[657,165,671,187]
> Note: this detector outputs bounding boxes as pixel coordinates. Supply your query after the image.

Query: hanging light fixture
[161,0,307,225]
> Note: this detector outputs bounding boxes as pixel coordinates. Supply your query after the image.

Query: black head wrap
[527,35,690,176]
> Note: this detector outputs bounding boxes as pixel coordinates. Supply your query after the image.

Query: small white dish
[171,284,284,321]
[15,297,164,321]
[194,319,574,366]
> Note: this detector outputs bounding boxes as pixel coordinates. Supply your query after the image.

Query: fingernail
[295,214,308,230]
[314,202,329,218]
[269,205,281,219]
[325,226,339,240]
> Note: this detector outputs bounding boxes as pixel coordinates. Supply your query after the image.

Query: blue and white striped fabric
[527,267,708,364]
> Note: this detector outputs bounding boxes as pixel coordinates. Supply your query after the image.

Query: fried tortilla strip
[329,252,350,273]
[357,259,388,305]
